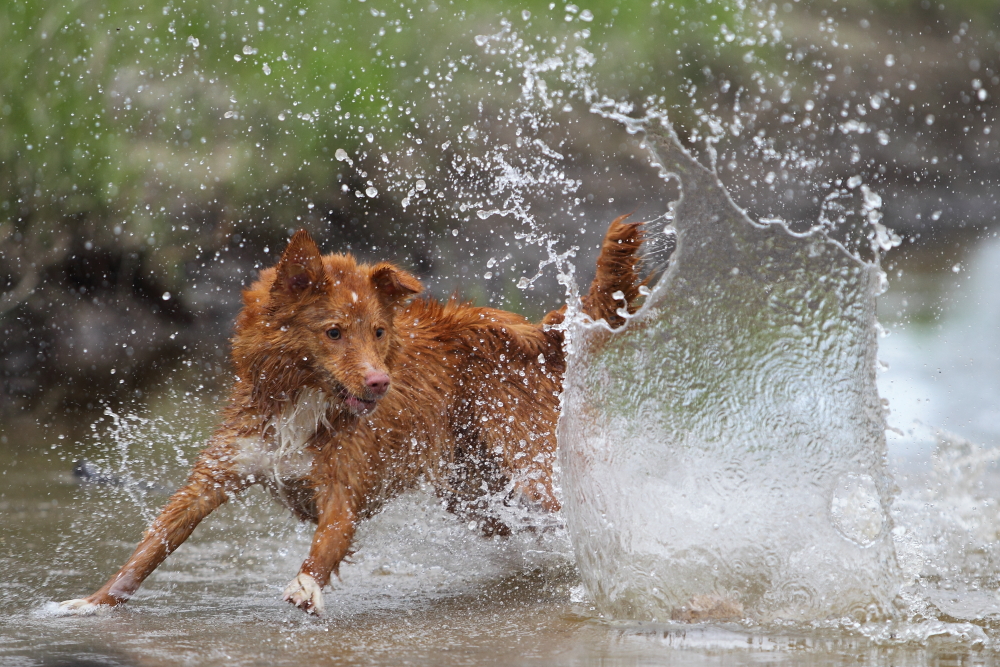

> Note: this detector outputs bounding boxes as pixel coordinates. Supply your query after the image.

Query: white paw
[282,573,324,616]
[55,599,102,616]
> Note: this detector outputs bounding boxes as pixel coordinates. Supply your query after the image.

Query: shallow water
[1,452,999,667]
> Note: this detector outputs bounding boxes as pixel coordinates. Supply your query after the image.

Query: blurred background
[1,0,998,446]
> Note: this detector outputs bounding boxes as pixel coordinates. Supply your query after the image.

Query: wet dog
[58,218,644,616]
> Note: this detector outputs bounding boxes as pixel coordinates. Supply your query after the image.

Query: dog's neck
[264,387,332,459]
[232,387,334,482]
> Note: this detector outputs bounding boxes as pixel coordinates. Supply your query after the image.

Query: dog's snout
[365,371,390,397]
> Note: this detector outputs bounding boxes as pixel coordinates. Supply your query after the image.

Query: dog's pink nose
[365,371,390,397]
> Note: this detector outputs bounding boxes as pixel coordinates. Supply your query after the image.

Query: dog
[58,217,644,616]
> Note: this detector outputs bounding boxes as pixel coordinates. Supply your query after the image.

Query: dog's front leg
[58,453,244,614]
[283,485,358,616]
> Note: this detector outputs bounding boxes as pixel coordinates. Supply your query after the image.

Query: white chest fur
[233,388,331,483]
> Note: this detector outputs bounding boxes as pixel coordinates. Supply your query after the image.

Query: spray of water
[558,120,900,623]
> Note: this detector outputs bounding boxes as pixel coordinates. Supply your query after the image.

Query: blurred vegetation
[0,0,770,265]
[2,0,999,422]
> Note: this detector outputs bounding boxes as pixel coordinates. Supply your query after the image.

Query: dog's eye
[326,327,342,340]
[375,327,385,339]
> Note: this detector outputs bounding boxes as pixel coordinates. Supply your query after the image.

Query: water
[558,124,899,624]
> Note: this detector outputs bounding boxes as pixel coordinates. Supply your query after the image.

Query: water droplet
[860,185,882,209]
[262,63,271,75]
[884,54,895,67]
[162,292,171,301]
[415,179,426,191]
[335,149,353,166]
[365,186,378,198]
[830,474,884,547]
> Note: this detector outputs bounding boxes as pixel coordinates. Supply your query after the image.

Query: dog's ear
[370,262,423,307]
[272,230,327,297]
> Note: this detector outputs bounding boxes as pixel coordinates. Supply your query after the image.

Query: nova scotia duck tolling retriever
[58,217,644,616]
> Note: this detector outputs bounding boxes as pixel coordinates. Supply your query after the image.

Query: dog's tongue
[344,394,377,415]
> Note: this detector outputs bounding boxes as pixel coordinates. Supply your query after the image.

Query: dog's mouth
[339,389,379,416]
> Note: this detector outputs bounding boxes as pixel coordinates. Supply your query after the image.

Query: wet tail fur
[544,214,646,329]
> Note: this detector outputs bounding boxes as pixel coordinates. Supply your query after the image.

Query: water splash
[558,122,901,623]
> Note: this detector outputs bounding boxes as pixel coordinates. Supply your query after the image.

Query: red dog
[59,218,643,615]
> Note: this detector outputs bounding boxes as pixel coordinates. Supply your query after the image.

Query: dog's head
[237,230,422,417]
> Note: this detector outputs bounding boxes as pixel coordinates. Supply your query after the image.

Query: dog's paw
[54,599,103,616]
[671,594,743,623]
[282,573,324,616]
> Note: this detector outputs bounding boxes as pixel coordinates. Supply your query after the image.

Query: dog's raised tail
[580,215,645,329]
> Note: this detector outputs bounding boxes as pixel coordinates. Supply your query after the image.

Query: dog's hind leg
[58,450,245,614]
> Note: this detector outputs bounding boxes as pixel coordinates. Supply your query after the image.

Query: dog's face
[249,230,422,416]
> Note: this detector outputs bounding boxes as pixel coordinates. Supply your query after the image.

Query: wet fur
[59,217,644,616]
